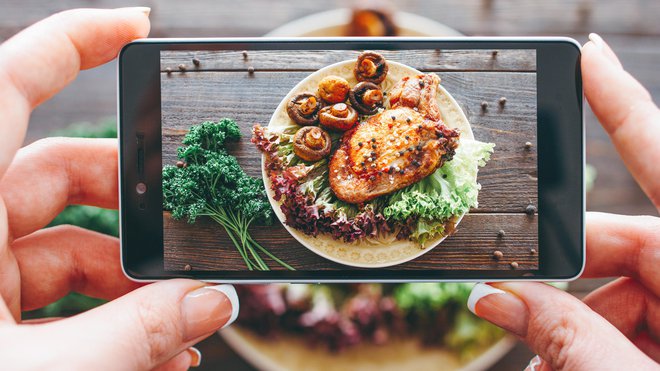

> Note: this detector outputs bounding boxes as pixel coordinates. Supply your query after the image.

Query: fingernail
[588,33,604,51]
[181,284,239,341]
[467,283,528,337]
[123,6,151,16]
[524,355,542,371]
[588,33,623,68]
[187,347,202,368]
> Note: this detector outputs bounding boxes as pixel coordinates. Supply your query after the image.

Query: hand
[0,8,238,370]
[467,34,660,370]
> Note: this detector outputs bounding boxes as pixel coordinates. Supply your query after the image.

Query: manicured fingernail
[524,355,542,371]
[123,6,151,16]
[588,33,604,51]
[588,33,623,68]
[182,284,239,341]
[467,283,528,337]
[187,347,202,368]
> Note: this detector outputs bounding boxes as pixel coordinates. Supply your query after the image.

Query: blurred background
[4,0,659,370]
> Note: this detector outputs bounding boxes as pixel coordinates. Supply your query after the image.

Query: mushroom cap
[318,75,351,104]
[286,92,321,126]
[354,51,389,84]
[349,81,384,115]
[319,103,359,132]
[293,126,332,162]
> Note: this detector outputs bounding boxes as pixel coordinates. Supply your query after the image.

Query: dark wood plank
[160,49,536,72]
[164,212,537,271]
[160,70,537,213]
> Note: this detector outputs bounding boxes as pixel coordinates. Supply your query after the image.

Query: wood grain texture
[2,1,660,41]
[160,49,536,72]
[164,212,538,271]
[160,70,537,214]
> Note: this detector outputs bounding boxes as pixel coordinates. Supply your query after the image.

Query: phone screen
[158,47,540,273]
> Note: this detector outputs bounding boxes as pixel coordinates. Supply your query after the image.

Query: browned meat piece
[329,73,459,204]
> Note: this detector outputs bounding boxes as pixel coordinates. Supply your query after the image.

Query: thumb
[41,279,238,370]
[467,282,654,370]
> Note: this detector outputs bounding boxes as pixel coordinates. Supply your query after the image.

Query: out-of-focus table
[2,1,658,369]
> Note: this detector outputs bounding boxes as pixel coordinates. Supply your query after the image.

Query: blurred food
[347,1,397,36]
[235,283,504,357]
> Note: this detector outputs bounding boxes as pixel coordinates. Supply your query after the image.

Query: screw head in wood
[248,66,255,74]
[493,250,504,260]
[178,64,187,71]
[510,261,519,269]
[192,57,200,66]
[184,264,192,271]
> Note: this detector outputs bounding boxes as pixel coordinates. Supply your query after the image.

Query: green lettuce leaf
[384,139,495,244]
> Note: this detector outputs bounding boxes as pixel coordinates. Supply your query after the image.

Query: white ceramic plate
[221,326,516,371]
[263,59,473,268]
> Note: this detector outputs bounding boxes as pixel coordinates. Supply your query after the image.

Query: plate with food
[252,52,494,267]
[221,283,514,371]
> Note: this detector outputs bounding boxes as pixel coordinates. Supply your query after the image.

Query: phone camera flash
[136,182,147,194]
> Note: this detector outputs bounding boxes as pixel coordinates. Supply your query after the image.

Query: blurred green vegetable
[24,119,118,319]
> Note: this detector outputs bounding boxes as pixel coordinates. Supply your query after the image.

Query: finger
[12,225,141,311]
[634,332,660,363]
[585,212,660,296]
[0,7,150,177]
[467,282,656,370]
[582,35,660,207]
[0,137,117,239]
[151,349,194,371]
[153,348,201,371]
[42,281,237,370]
[0,297,15,324]
[583,277,660,360]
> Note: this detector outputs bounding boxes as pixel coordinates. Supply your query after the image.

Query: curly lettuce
[384,139,495,245]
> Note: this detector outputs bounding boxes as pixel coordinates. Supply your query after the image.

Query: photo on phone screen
[158,47,539,273]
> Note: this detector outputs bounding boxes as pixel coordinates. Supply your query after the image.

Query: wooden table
[160,49,539,271]
[3,0,658,370]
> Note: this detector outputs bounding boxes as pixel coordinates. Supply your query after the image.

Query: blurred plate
[220,326,516,371]
[264,8,464,37]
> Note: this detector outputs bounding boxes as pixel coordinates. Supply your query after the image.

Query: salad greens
[384,139,495,245]
[163,119,293,271]
[254,124,494,246]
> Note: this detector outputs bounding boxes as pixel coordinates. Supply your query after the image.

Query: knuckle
[531,306,583,370]
[134,297,182,365]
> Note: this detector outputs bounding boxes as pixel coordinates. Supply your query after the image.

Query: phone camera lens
[136,182,147,194]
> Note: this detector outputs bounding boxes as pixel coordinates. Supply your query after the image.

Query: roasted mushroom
[349,82,384,115]
[354,51,388,84]
[293,126,332,162]
[318,75,351,104]
[319,103,359,131]
[287,93,321,126]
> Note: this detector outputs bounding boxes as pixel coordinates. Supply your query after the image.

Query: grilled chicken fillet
[329,74,459,204]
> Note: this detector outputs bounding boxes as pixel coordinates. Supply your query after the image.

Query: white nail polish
[588,33,604,51]
[467,283,506,314]
[205,284,239,329]
[188,347,202,367]
[526,355,542,371]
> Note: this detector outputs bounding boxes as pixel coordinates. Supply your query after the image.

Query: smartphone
[119,37,584,282]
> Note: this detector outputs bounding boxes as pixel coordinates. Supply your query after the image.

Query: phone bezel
[118,37,584,283]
